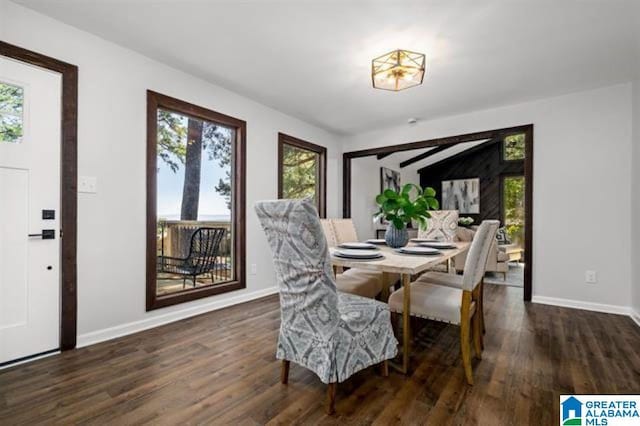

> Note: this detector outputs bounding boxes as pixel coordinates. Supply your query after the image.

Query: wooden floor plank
[1,285,639,425]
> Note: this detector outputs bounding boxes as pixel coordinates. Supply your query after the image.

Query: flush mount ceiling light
[372,49,426,91]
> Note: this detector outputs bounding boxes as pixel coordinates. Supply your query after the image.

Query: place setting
[409,237,439,243]
[365,238,386,245]
[393,246,442,256]
[332,241,384,260]
[338,241,378,250]
[332,248,384,260]
[415,241,458,250]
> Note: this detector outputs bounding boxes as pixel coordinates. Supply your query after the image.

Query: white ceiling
[15,0,640,135]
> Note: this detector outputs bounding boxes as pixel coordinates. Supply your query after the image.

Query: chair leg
[481,281,486,332]
[460,320,474,385]
[280,360,290,384]
[326,383,337,415]
[182,276,186,288]
[380,360,389,377]
[472,313,482,360]
[391,312,399,337]
[480,280,486,346]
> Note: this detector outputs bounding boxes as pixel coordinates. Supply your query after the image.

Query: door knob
[28,230,55,240]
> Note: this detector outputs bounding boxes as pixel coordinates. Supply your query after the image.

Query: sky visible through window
[156,112,232,221]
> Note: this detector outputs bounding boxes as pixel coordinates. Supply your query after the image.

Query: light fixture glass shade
[372,49,426,91]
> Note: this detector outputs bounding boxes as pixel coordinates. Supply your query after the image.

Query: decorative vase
[385,223,408,248]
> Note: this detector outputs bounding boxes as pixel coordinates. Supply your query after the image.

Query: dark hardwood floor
[1,284,639,425]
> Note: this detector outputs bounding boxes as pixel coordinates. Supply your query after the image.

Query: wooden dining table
[330,241,470,374]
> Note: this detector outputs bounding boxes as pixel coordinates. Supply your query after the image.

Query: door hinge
[59,229,63,238]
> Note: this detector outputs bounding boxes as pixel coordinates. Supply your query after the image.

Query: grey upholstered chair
[255,199,398,414]
[389,220,499,385]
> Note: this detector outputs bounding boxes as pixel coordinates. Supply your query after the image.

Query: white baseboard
[631,309,640,327]
[532,295,631,316]
[77,286,278,348]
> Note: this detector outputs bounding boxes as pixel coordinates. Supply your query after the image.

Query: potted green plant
[373,184,439,248]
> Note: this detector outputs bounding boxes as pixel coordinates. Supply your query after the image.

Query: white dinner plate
[409,238,439,243]
[338,242,378,250]
[417,242,457,249]
[365,239,387,245]
[333,249,384,259]
[396,247,441,255]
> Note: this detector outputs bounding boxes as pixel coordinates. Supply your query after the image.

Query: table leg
[402,273,411,374]
[381,271,391,302]
[333,265,344,278]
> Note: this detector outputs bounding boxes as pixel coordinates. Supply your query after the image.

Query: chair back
[255,199,339,341]
[331,218,359,244]
[418,210,459,241]
[187,227,227,275]
[461,220,500,290]
[320,219,338,247]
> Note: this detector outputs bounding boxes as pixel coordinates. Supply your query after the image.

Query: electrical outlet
[585,270,597,284]
[78,176,97,194]
[250,263,257,275]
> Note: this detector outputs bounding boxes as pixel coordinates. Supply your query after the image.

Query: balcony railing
[157,220,233,289]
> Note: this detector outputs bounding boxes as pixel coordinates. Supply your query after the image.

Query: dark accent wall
[418,139,524,223]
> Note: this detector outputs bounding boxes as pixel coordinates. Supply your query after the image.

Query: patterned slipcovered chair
[416,210,460,273]
[255,199,398,414]
[417,210,459,241]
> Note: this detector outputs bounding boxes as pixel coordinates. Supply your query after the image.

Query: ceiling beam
[416,138,499,173]
[399,144,455,168]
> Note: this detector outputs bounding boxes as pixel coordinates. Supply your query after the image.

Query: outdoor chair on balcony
[157,227,227,288]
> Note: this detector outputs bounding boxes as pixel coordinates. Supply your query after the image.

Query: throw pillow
[496,227,511,245]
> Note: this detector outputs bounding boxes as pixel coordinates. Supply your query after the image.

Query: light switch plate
[78,176,97,194]
[585,270,597,284]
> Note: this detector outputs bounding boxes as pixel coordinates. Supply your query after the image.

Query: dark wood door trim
[146,91,247,311]
[0,41,79,350]
[277,132,327,218]
[342,124,534,301]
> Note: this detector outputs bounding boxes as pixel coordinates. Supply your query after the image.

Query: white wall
[349,156,420,239]
[0,0,342,344]
[343,84,634,312]
[632,79,640,322]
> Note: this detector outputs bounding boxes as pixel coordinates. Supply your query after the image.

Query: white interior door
[0,56,62,364]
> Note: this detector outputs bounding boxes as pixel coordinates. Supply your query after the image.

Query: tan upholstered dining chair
[389,220,499,385]
[331,218,359,244]
[321,218,398,299]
